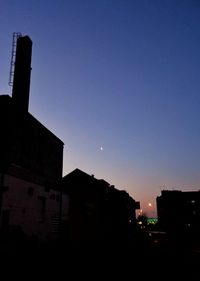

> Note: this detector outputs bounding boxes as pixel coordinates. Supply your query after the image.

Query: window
[50,194,55,200]
[37,196,46,223]
[3,186,8,192]
[28,187,34,196]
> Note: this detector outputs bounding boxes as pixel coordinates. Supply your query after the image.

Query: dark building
[59,168,140,244]
[0,34,64,239]
[0,35,63,185]
[157,190,200,237]
[0,95,63,185]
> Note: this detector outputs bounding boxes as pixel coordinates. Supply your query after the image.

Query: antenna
[8,32,22,86]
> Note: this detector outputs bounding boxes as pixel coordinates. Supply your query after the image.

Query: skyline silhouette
[0,33,200,277]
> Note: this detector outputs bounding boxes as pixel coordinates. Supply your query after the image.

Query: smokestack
[12,35,32,113]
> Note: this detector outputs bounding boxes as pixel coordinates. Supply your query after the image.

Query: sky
[1,0,200,217]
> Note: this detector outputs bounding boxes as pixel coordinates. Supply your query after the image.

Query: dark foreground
[0,234,200,280]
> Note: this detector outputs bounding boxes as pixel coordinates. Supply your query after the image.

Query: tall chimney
[12,35,32,113]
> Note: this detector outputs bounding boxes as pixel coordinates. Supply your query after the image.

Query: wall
[1,173,64,240]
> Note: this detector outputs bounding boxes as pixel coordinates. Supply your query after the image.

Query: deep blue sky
[1,0,200,216]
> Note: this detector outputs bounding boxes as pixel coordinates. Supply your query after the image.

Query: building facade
[0,35,64,240]
[59,168,140,244]
[157,190,200,237]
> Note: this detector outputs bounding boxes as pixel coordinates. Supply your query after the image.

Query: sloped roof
[60,168,110,194]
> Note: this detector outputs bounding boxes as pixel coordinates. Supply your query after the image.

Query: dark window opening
[28,186,34,196]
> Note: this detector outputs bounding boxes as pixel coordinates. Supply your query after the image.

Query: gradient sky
[1,0,200,217]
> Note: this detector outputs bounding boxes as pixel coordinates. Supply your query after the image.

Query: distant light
[148,203,152,207]
[100,146,103,151]
[147,218,158,224]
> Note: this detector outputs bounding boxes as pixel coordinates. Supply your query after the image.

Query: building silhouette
[0,34,64,240]
[59,168,140,244]
[157,190,200,237]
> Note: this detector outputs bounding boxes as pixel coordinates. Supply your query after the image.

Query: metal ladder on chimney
[8,32,22,86]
